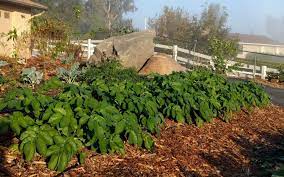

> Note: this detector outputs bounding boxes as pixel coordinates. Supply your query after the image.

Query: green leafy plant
[0,74,5,85]
[7,27,18,42]
[267,72,279,82]
[0,117,10,135]
[57,62,81,84]
[21,67,43,89]
[278,65,284,83]
[38,77,64,94]
[209,37,238,74]
[82,60,145,83]
[266,65,284,83]
[7,27,18,59]
[273,166,284,177]
[31,15,71,59]
[0,60,8,67]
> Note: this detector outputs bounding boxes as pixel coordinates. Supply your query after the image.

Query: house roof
[0,0,47,10]
[229,33,281,45]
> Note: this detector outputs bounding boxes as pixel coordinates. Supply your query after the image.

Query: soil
[0,105,283,177]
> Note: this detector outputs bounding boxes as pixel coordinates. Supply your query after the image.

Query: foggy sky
[128,0,284,42]
[266,16,284,43]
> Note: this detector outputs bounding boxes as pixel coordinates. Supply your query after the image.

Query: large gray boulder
[89,31,155,70]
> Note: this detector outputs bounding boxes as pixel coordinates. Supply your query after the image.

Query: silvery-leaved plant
[21,67,43,89]
[0,60,8,68]
[57,62,81,84]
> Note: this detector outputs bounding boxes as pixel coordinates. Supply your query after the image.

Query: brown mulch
[252,78,284,89]
[25,57,71,81]
[0,56,70,96]
[0,106,284,177]
[0,56,70,81]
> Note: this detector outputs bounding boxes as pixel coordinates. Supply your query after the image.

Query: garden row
[0,61,270,172]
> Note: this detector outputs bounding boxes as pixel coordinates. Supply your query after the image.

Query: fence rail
[153,43,278,79]
[33,39,279,80]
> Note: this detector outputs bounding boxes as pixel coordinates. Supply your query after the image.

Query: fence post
[253,56,257,79]
[261,66,267,80]
[209,59,215,70]
[173,45,178,61]
[87,39,92,60]
[225,63,229,76]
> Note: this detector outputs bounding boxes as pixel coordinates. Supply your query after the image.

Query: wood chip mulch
[252,78,284,89]
[0,105,284,177]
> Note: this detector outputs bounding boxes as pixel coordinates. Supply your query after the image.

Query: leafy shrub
[21,67,43,89]
[38,77,65,95]
[279,65,284,83]
[0,60,8,67]
[0,74,5,85]
[0,117,10,135]
[82,60,146,83]
[31,15,71,59]
[273,166,284,177]
[57,62,81,84]
[0,63,270,172]
[209,37,238,74]
[267,72,279,81]
[267,65,284,83]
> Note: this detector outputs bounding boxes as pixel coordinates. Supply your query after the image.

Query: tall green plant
[30,15,71,59]
[278,64,284,83]
[7,27,18,58]
[209,37,238,74]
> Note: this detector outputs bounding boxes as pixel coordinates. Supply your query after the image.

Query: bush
[267,72,279,81]
[209,37,238,74]
[30,15,72,59]
[279,65,284,83]
[81,60,146,83]
[21,67,43,89]
[266,65,284,83]
[0,74,5,85]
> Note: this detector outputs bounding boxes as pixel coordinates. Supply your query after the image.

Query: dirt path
[1,106,284,177]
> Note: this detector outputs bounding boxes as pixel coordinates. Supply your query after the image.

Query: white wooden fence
[71,39,103,59]
[154,43,278,79]
[33,39,279,80]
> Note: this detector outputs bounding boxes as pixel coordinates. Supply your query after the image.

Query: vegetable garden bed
[0,61,275,176]
[0,106,284,177]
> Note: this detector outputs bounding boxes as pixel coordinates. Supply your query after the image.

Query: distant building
[230,33,284,58]
[0,0,47,58]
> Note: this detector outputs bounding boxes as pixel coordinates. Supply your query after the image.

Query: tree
[209,37,238,74]
[198,3,230,53]
[33,0,84,34]
[149,3,231,54]
[34,0,137,37]
[149,6,192,40]
[87,0,137,33]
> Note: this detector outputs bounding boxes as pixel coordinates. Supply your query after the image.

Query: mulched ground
[0,57,70,96]
[0,105,284,177]
[253,78,284,89]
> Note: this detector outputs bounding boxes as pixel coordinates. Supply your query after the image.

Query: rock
[139,53,187,75]
[89,31,155,70]
[88,47,105,65]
